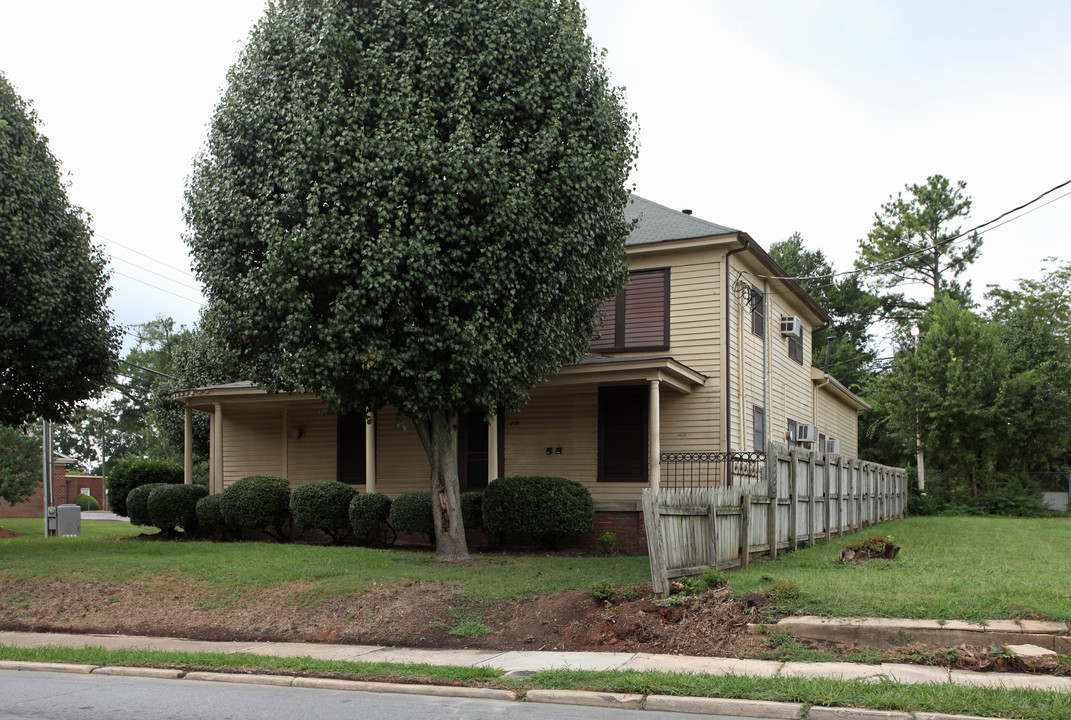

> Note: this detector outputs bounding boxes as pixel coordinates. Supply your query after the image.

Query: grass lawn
[2,515,1069,622]
[0,518,650,603]
[729,516,1071,623]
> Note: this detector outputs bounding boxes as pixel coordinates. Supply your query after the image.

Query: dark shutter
[589,268,669,352]
[598,386,648,482]
[752,406,765,452]
[337,412,367,485]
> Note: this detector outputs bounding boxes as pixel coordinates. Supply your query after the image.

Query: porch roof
[549,354,707,394]
[810,367,871,411]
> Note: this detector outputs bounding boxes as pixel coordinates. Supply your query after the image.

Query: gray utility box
[57,504,81,537]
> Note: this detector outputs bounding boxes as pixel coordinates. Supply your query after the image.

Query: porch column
[183,404,193,485]
[212,403,223,495]
[649,379,661,490]
[364,412,376,494]
[487,414,499,485]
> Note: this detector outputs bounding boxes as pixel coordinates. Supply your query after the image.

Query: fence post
[767,453,778,561]
[708,501,719,569]
[789,449,799,551]
[641,490,668,596]
[807,451,816,546]
[739,487,751,569]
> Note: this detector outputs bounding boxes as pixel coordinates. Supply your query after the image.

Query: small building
[173,196,868,550]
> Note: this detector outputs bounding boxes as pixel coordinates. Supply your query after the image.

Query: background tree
[185,0,636,561]
[0,73,119,425]
[769,232,882,391]
[872,297,1007,498]
[986,257,1071,342]
[856,174,981,323]
[0,424,39,506]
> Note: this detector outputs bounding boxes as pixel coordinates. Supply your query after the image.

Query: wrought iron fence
[658,451,766,489]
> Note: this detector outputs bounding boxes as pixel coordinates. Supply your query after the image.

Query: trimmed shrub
[126,483,171,528]
[148,484,208,535]
[219,475,292,542]
[74,493,100,512]
[107,458,183,517]
[390,491,434,540]
[483,476,594,548]
[460,491,484,530]
[349,492,392,542]
[290,481,358,544]
[196,493,227,533]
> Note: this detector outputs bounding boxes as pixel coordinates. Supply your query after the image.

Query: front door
[457,410,489,490]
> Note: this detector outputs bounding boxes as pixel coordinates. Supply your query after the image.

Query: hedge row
[187,475,594,548]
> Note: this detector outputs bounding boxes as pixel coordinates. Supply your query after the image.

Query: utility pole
[911,326,925,491]
[41,419,54,537]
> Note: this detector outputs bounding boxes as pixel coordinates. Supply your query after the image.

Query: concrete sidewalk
[2,630,1069,693]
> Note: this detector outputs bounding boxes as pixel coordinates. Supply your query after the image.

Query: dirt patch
[0,528,19,539]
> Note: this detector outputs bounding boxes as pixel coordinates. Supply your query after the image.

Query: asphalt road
[0,670,771,720]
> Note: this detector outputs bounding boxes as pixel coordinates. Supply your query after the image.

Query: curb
[0,660,96,674]
[93,666,184,679]
[292,676,516,700]
[526,689,643,709]
[644,695,802,718]
[807,707,912,720]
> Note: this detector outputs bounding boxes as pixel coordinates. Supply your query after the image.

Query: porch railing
[658,451,766,489]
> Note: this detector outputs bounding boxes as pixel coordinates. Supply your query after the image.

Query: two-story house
[173,196,868,549]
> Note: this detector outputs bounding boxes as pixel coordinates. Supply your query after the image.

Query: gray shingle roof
[625,195,739,246]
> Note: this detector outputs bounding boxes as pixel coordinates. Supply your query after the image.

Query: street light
[911,325,925,491]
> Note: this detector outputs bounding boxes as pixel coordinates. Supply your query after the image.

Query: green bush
[73,493,100,511]
[126,483,172,528]
[107,458,183,517]
[290,481,358,544]
[147,484,208,535]
[588,579,615,603]
[219,475,292,542]
[460,491,484,530]
[482,476,594,548]
[349,492,392,541]
[390,491,434,540]
[196,493,227,533]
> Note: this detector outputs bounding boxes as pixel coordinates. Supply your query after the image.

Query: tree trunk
[413,410,470,563]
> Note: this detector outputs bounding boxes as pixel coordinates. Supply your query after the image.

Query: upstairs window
[749,283,765,337]
[591,268,669,352]
[788,332,804,364]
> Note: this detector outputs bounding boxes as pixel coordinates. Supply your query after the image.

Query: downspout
[725,237,750,454]
[763,278,771,452]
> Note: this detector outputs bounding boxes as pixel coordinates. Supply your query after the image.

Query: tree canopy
[0,73,119,425]
[185,0,636,561]
[856,174,981,323]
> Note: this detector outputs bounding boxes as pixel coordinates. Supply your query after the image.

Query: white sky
[2,1,1069,343]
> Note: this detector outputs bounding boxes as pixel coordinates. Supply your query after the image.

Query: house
[0,454,105,519]
[172,196,869,550]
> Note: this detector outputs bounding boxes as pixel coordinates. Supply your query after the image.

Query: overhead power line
[747,177,1071,283]
[96,233,198,280]
[112,270,203,306]
[117,358,177,380]
[108,255,202,292]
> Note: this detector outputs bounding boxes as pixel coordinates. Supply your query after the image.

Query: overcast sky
[2,1,1069,342]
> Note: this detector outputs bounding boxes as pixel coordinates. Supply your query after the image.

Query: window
[598,386,648,482]
[752,406,765,452]
[750,283,765,337]
[336,412,368,485]
[788,332,804,364]
[591,268,669,352]
[818,433,826,453]
[786,418,798,448]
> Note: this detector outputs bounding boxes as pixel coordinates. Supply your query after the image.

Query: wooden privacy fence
[642,442,908,595]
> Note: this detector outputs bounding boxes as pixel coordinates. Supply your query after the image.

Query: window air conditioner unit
[780,315,802,338]
[795,424,819,443]
[826,438,842,455]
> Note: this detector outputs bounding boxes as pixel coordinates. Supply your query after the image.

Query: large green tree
[0,424,39,505]
[769,232,882,391]
[185,0,636,561]
[0,73,119,425]
[856,174,982,322]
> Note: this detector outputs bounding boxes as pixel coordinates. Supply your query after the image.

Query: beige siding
[221,404,285,488]
[374,409,430,496]
[815,388,861,457]
[505,384,599,485]
[286,400,338,486]
[726,253,819,451]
